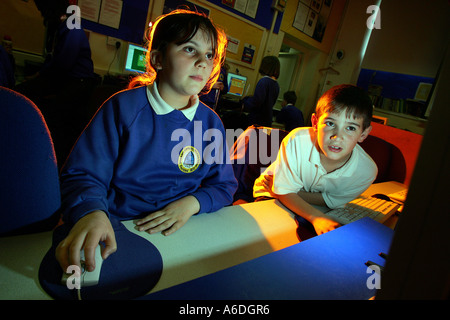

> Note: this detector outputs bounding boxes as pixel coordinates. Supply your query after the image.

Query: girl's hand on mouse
[134,195,200,236]
[55,210,117,272]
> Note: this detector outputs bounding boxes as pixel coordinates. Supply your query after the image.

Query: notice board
[79,0,150,44]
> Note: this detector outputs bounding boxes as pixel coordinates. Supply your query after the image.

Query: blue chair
[0,87,61,236]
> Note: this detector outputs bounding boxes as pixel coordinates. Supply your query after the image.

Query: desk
[143,217,393,300]
[0,199,299,299]
[124,199,300,294]
[0,182,404,299]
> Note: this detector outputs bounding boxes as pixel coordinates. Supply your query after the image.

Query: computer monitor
[124,43,148,74]
[227,73,247,97]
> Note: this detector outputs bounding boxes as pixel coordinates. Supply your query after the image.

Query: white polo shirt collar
[146,82,198,121]
[308,134,357,178]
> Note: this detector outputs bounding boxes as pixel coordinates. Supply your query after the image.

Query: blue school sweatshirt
[60,85,237,224]
[242,76,280,127]
[40,20,94,79]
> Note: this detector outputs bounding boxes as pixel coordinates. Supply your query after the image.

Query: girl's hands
[134,196,200,236]
[55,210,117,272]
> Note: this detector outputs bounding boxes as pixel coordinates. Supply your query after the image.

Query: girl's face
[311,109,371,172]
[151,28,215,109]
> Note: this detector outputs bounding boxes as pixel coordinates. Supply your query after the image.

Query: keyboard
[387,189,408,203]
[325,196,400,225]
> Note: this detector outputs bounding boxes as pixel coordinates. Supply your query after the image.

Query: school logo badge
[178,146,200,173]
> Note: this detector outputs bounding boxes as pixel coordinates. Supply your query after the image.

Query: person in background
[16,0,95,165]
[55,9,237,274]
[241,55,280,127]
[16,0,94,103]
[254,84,377,236]
[200,63,228,111]
[276,91,304,131]
[0,43,15,89]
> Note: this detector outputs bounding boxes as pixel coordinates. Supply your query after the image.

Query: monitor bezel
[124,43,148,74]
[226,73,247,97]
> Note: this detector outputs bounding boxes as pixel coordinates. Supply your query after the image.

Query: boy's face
[312,109,371,171]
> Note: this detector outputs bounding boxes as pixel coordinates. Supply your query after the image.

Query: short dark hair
[259,56,280,79]
[283,91,297,105]
[316,84,373,130]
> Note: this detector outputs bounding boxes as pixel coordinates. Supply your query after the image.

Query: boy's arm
[278,193,341,235]
[297,190,327,207]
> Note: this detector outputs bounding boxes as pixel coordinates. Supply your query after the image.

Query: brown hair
[259,56,280,79]
[128,9,227,96]
[316,84,373,130]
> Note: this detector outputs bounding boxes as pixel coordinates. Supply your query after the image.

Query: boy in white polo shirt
[253,84,377,236]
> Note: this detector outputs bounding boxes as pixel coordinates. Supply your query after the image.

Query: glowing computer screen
[124,43,148,73]
[227,73,247,97]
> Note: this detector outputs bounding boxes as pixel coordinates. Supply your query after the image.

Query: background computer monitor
[124,43,148,73]
[227,73,247,97]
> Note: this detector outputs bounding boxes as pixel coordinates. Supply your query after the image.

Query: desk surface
[0,182,404,299]
[0,199,299,299]
[143,217,394,300]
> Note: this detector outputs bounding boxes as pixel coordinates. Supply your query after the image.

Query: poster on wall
[293,0,332,42]
[226,35,240,54]
[222,0,259,19]
[98,0,123,29]
[78,0,123,29]
[241,43,255,64]
[76,0,148,44]
[78,0,101,22]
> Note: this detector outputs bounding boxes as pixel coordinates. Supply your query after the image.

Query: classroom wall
[6,0,447,132]
[361,0,449,78]
[275,0,347,123]
[93,0,275,94]
[0,0,45,55]
[321,0,449,92]
[320,0,374,94]
[280,0,346,55]
[192,0,269,94]
[319,0,449,133]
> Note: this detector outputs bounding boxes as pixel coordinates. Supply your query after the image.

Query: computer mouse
[371,193,391,201]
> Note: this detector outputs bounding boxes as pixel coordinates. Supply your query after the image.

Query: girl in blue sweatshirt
[55,10,237,272]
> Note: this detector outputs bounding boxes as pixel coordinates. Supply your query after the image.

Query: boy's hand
[134,195,200,236]
[277,193,341,236]
[310,216,341,235]
[55,210,117,273]
[261,174,274,190]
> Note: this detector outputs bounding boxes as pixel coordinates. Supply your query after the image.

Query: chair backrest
[0,87,61,236]
[360,121,423,186]
[230,125,289,203]
[360,134,406,184]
